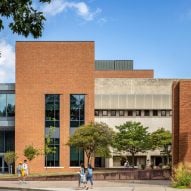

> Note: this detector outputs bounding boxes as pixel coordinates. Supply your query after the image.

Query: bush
[172,163,191,188]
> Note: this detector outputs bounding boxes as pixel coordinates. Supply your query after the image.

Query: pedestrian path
[0,180,191,191]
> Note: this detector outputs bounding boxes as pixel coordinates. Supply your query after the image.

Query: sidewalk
[0,180,191,191]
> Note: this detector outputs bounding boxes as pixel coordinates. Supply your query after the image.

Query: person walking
[16,161,22,183]
[79,163,88,189]
[86,164,93,189]
[22,160,28,183]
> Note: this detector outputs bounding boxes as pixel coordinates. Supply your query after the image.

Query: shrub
[172,163,191,188]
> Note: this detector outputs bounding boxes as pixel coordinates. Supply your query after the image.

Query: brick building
[0,41,188,173]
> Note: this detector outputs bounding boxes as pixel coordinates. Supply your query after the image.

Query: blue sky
[1,0,191,82]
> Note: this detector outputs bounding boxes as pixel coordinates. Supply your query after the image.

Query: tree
[0,0,51,38]
[151,128,172,164]
[113,121,151,168]
[4,151,18,174]
[24,145,40,162]
[67,122,115,165]
[44,126,56,168]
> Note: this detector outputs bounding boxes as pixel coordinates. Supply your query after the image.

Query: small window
[119,110,125,116]
[169,110,172,116]
[102,110,108,116]
[110,110,116,116]
[153,110,158,116]
[144,110,150,116]
[161,110,166,116]
[166,110,170,116]
[128,110,133,116]
[135,110,141,116]
[95,110,99,116]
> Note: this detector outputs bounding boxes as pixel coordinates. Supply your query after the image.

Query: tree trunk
[132,153,135,168]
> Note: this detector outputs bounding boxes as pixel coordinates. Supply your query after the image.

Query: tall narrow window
[70,146,84,166]
[45,95,60,167]
[70,95,85,128]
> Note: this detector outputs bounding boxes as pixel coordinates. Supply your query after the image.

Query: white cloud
[42,0,101,21]
[0,40,15,83]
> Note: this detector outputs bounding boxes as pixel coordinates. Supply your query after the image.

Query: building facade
[0,41,188,173]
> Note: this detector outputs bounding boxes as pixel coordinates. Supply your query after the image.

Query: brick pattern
[15,42,95,173]
[94,70,154,78]
[172,80,191,167]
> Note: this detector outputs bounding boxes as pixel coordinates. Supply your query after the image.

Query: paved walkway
[0,180,191,191]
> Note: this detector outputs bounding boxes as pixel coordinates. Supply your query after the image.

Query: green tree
[4,151,18,174]
[0,0,51,38]
[67,122,114,165]
[113,121,151,168]
[151,128,172,164]
[24,145,39,161]
[44,126,56,168]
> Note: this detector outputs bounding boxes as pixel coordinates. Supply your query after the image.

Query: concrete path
[0,180,191,191]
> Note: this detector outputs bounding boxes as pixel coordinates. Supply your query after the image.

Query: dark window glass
[144,110,150,116]
[102,110,108,116]
[136,110,141,116]
[45,95,60,128]
[119,110,125,116]
[70,95,85,128]
[0,130,14,152]
[45,95,60,167]
[161,110,166,116]
[6,94,15,117]
[70,146,84,166]
[46,138,59,167]
[95,110,99,116]
[111,110,116,116]
[128,110,133,116]
[153,110,158,116]
[0,94,15,117]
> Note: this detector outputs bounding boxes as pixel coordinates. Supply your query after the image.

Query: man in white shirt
[22,160,28,183]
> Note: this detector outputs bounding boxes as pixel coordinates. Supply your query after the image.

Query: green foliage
[67,122,115,164]
[151,128,172,150]
[24,145,39,161]
[44,126,56,167]
[4,151,18,165]
[113,121,151,167]
[172,163,191,188]
[0,0,51,38]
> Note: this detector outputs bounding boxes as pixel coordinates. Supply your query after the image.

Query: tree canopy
[24,145,39,161]
[67,122,115,165]
[0,0,51,38]
[113,121,151,167]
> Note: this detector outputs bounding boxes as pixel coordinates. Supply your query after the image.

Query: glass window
[128,110,133,116]
[70,95,85,128]
[46,138,59,167]
[144,110,150,116]
[45,95,60,128]
[95,110,99,116]
[70,146,84,166]
[110,110,116,116]
[153,110,158,116]
[161,110,166,116]
[6,94,15,117]
[119,110,125,116]
[102,110,108,116]
[136,110,141,116]
[0,94,6,117]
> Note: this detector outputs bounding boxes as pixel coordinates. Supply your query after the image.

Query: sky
[1,0,191,82]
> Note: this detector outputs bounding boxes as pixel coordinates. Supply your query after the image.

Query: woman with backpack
[86,164,93,189]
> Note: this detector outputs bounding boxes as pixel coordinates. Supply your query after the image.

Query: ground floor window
[70,146,84,166]
[45,138,60,167]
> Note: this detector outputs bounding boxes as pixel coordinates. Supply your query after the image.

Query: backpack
[87,167,93,176]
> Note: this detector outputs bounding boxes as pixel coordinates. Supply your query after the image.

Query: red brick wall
[172,80,191,167]
[15,42,95,173]
[94,70,154,78]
